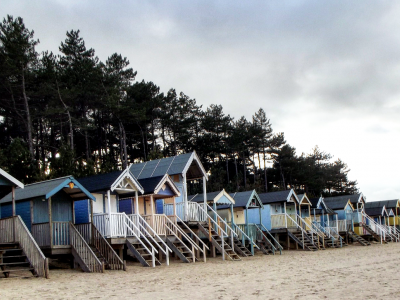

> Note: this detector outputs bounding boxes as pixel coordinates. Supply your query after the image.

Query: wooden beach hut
[0,175,119,274]
[187,190,245,260]
[255,190,325,251]
[223,190,280,255]
[309,196,344,247]
[129,152,239,261]
[0,169,46,278]
[363,201,399,242]
[77,169,207,266]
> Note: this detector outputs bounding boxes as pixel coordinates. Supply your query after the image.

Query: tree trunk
[21,68,34,159]
[242,151,247,190]
[56,80,74,151]
[234,154,239,191]
[119,121,128,169]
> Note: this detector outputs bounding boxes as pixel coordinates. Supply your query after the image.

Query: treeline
[0,15,358,198]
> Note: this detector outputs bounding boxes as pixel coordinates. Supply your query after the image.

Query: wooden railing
[331,220,348,232]
[32,223,50,247]
[271,214,286,229]
[165,202,208,222]
[0,216,14,243]
[93,213,127,237]
[91,224,125,270]
[1,216,49,278]
[144,214,167,236]
[53,221,70,246]
[70,223,104,273]
[257,223,283,254]
[174,215,209,262]
[74,223,91,244]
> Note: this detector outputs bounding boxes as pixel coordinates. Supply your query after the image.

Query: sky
[1,1,399,201]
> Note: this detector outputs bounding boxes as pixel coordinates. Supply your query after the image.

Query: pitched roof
[324,196,354,210]
[129,152,207,180]
[77,169,143,195]
[309,197,320,209]
[364,206,387,217]
[138,174,180,196]
[0,168,24,189]
[258,190,297,205]
[0,176,95,203]
[189,190,235,205]
[365,200,399,210]
[78,171,123,193]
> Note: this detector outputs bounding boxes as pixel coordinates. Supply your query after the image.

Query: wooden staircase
[361,223,388,243]
[256,239,275,255]
[0,243,35,278]
[70,223,104,272]
[348,231,371,246]
[288,230,319,251]
[126,239,161,267]
[166,237,196,263]
[198,223,241,261]
[231,237,252,257]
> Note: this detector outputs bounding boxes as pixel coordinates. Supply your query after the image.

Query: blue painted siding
[52,195,72,222]
[33,198,49,223]
[250,205,272,230]
[157,185,175,197]
[0,201,31,231]
[247,208,261,225]
[75,199,90,224]
[119,198,134,214]
[156,199,164,214]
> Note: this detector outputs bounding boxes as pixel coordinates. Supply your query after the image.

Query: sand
[1,243,398,299]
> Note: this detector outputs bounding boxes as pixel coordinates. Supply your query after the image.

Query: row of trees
[0,15,358,198]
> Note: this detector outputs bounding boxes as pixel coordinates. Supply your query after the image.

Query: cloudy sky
[2,1,399,201]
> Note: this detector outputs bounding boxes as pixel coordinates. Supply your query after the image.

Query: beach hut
[0,175,119,274]
[187,190,244,260]
[129,153,240,261]
[323,196,373,245]
[224,190,280,255]
[77,169,207,266]
[309,196,344,247]
[363,202,399,242]
[0,169,45,278]
[255,190,325,251]
[129,151,209,221]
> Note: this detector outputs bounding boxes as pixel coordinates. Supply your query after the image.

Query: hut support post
[203,176,207,213]
[150,195,154,229]
[12,186,16,241]
[107,190,112,237]
[48,196,53,248]
[135,191,139,215]
[183,174,188,221]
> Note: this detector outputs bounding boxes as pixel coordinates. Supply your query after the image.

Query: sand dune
[1,243,399,299]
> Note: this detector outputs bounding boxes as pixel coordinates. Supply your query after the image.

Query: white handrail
[206,203,238,238]
[258,223,284,251]
[124,216,158,255]
[232,223,260,250]
[298,213,325,239]
[133,214,172,255]
[286,213,317,248]
[163,216,195,257]
[174,215,210,251]
[361,212,388,241]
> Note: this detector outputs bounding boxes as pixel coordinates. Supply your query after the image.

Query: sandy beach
[1,243,398,300]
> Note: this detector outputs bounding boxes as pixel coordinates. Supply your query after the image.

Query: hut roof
[0,168,24,189]
[364,206,387,217]
[0,176,95,203]
[138,174,180,196]
[77,168,143,195]
[219,190,263,209]
[129,151,207,180]
[258,189,298,204]
[324,195,359,210]
[365,200,399,210]
[189,190,235,205]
